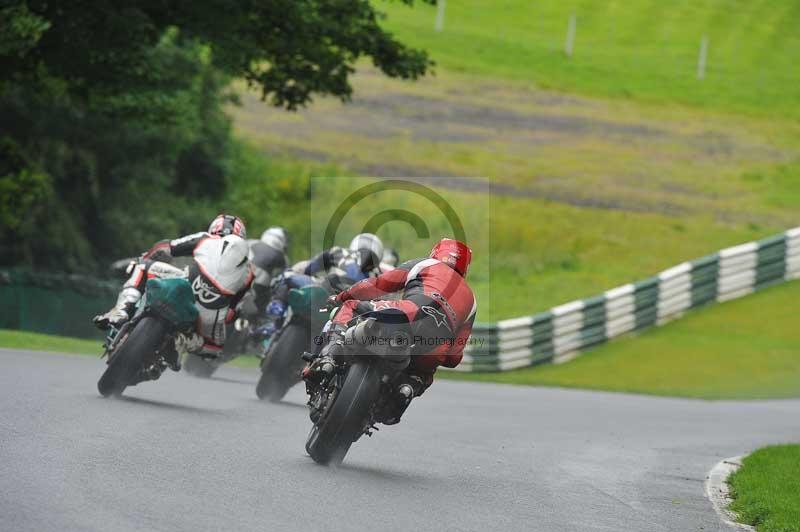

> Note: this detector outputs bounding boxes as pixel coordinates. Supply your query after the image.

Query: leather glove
[265,299,286,318]
[331,291,351,305]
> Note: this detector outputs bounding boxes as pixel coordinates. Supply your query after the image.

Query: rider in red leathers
[306,238,476,423]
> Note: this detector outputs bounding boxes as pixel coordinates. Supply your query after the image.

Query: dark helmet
[208,214,246,239]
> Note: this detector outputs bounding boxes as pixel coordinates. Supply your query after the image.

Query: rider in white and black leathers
[303,233,384,289]
[94,214,254,361]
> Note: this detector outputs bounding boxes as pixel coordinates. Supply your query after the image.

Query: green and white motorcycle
[97,277,198,397]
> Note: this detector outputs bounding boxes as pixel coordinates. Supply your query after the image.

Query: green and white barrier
[461,226,800,372]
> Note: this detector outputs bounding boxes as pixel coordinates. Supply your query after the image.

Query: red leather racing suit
[333,257,477,377]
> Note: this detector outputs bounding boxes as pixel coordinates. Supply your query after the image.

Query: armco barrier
[460,226,800,372]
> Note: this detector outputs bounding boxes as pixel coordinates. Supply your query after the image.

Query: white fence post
[435,0,446,33]
[697,35,708,80]
[565,13,576,57]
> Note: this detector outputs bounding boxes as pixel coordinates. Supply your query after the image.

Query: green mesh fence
[0,269,121,339]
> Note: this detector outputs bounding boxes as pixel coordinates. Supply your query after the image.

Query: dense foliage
[0,0,431,272]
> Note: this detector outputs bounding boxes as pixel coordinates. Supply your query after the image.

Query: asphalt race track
[1,348,798,532]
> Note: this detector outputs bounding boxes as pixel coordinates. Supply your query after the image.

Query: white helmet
[260,227,288,253]
[349,233,384,270]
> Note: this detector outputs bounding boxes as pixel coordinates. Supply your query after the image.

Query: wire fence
[427,2,800,107]
[0,269,119,339]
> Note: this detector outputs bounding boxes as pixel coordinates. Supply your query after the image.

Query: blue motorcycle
[254,273,332,402]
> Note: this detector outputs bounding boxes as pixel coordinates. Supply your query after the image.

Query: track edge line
[704,454,755,531]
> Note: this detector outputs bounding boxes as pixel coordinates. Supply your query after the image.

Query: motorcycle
[304,309,414,466]
[99,236,251,394]
[255,283,330,402]
[97,277,199,397]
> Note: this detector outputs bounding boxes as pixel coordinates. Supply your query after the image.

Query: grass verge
[0,329,104,356]
[0,329,261,369]
[728,445,800,532]
[441,281,800,399]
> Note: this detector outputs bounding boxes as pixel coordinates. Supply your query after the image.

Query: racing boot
[162,341,182,372]
[302,322,348,385]
[382,374,428,425]
[93,287,141,330]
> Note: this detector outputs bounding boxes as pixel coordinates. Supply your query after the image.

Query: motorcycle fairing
[144,278,198,328]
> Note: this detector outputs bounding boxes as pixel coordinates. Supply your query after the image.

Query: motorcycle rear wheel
[97,317,167,397]
[305,361,382,466]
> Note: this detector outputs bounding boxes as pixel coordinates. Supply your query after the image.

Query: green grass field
[441,280,800,399]
[228,1,800,324]
[378,0,800,118]
[729,445,800,531]
[222,151,783,322]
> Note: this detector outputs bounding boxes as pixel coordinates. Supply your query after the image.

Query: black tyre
[255,322,309,402]
[305,361,382,466]
[182,352,220,378]
[221,325,249,357]
[97,317,167,397]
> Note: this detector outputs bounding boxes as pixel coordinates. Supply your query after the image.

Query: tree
[0,33,229,270]
[1,0,433,110]
[0,1,433,272]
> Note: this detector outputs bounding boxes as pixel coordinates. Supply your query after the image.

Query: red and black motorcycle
[303,310,414,466]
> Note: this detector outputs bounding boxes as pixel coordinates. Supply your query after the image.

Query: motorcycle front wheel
[305,361,382,466]
[97,317,167,397]
[255,321,309,402]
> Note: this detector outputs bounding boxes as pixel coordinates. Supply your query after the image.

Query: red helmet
[430,238,472,277]
[208,214,246,238]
